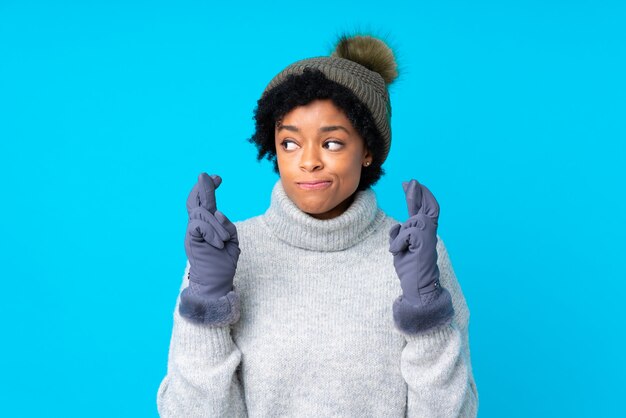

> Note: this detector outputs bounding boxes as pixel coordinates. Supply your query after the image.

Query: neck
[308,194,356,220]
[262,180,385,252]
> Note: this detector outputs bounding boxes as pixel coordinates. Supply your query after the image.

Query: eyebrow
[276,124,350,134]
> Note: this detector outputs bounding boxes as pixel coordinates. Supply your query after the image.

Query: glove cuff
[179,288,241,326]
[392,288,454,335]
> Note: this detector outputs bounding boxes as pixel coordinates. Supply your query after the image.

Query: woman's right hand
[183,172,241,301]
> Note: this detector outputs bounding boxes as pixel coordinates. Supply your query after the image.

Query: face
[274,99,372,220]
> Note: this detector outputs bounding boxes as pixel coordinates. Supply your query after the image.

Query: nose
[299,145,323,172]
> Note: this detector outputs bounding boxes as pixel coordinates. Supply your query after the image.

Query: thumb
[389,223,401,242]
[389,227,412,255]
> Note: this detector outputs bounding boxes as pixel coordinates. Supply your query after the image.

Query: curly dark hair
[248,68,386,191]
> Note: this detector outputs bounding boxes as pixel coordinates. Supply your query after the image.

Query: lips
[296,180,332,190]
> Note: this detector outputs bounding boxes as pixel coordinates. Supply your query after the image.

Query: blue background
[1,0,624,416]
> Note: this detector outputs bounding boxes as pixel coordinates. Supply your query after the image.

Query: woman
[157,34,479,417]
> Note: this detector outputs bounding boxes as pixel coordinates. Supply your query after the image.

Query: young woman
[157,34,479,417]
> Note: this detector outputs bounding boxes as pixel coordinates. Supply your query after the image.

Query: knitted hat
[261,34,398,163]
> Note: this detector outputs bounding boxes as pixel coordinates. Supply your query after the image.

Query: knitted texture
[263,56,392,162]
[157,180,479,417]
[178,287,240,326]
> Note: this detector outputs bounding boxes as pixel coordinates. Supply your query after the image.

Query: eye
[324,140,344,151]
[280,139,299,151]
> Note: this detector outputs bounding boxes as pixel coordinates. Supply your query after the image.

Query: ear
[362,147,373,162]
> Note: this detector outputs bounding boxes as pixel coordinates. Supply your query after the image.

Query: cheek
[275,152,291,175]
[328,158,362,191]
[348,165,363,187]
[338,154,363,178]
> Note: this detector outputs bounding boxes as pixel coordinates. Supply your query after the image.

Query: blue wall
[1,1,624,416]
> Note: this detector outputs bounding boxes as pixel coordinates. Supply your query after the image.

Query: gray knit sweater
[157,180,479,417]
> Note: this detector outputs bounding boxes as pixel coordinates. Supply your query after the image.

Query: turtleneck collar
[262,180,386,252]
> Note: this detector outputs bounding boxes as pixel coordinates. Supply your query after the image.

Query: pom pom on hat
[332,34,398,85]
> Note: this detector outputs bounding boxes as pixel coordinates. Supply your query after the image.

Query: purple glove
[389,179,454,333]
[179,173,241,324]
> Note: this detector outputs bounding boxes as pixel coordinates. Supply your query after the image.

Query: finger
[389,227,412,254]
[186,183,199,215]
[419,183,440,220]
[187,218,204,239]
[214,210,237,238]
[403,179,422,217]
[195,207,231,244]
[187,219,224,249]
[224,241,241,264]
[186,175,222,214]
[198,172,218,214]
[403,214,427,231]
[210,174,222,189]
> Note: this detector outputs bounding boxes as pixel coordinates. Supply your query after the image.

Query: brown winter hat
[262,34,399,163]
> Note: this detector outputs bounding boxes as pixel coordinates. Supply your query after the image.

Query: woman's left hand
[389,179,442,309]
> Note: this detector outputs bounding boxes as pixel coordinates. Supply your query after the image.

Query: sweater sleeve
[156,262,247,417]
[396,238,479,418]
